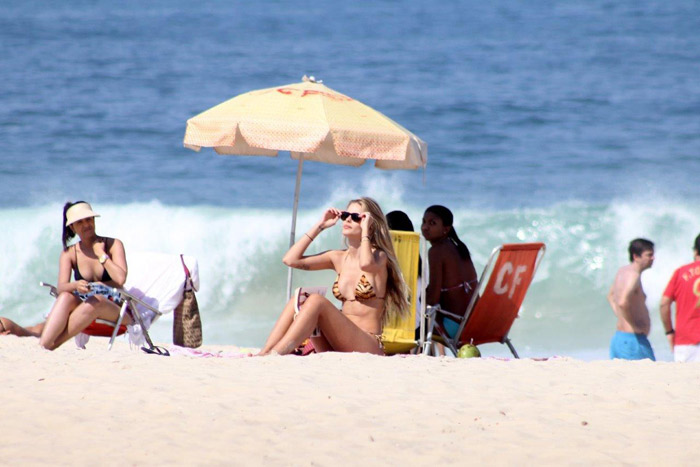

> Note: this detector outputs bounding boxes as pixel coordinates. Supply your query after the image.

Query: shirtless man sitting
[607,238,656,361]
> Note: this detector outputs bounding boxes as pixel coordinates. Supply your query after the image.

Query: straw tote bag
[173,255,203,348]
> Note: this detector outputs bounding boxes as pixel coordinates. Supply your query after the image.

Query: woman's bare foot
[0,317,44,337]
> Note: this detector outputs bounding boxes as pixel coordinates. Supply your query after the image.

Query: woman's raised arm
[283,208,341,271]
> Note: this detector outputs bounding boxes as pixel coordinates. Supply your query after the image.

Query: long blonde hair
[347,197,409,325]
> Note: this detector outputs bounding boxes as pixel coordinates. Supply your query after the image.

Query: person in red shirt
[660,233,700,362]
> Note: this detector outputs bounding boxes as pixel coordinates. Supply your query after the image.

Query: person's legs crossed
[270,294,383,356]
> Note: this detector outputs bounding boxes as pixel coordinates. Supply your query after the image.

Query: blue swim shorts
[443,317,461,339]
[610,331,656,361]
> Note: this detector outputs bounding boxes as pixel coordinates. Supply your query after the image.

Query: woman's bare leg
[48,297,123,350]
[0,317,44,337]
[271,294,383,356]
[309,335,332,353]
[315,306,384,356]
[258,297,296,355]
[40,292,81,349]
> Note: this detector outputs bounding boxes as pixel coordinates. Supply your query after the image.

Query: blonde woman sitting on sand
[259,197,408,356]
[38,201,128,350]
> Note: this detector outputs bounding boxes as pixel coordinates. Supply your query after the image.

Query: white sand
[1,336,699,466]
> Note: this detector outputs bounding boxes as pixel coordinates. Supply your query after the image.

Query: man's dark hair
[629,238,654,262]
[694,233,700,255]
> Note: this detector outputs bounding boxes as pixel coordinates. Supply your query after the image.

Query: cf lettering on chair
[493,262,529,299]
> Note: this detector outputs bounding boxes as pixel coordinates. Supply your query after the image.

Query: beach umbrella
[184,75,427,298]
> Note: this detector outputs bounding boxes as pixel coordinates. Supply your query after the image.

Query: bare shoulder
[107,237,124,247]
[616,264,641,288]
[328,249,347,269]
[105,237,125,255]
[621,264,641,280]
[59,248,73,262]
[428,243,448,260]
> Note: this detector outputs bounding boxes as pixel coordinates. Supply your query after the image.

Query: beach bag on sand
[173,255,203,348]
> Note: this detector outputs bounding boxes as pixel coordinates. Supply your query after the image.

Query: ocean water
[1,1,699,360]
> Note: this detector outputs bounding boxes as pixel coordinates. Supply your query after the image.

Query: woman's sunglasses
[340,211,362,223]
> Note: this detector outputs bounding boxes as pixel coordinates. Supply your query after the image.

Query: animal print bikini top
[332,274,385,302]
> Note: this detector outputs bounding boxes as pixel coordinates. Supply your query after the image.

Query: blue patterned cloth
[75,283,123,306]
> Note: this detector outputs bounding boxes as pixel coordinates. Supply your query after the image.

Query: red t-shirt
[663,260,700,345]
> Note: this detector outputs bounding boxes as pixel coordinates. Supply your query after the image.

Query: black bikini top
[73,240,112,283]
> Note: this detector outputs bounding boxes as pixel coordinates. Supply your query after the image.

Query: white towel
[74,251,200,348]
[124,251,200,315]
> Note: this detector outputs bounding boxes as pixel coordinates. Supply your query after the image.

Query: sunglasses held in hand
[340,211,362,223]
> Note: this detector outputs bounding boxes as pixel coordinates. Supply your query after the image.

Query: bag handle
[180,254,197,292]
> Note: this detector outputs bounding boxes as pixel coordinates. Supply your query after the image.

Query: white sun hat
[65,202,100,226]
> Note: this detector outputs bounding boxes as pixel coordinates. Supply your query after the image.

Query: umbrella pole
[286,154,304,300]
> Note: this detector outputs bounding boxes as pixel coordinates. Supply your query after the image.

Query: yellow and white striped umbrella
[184,76,427,169]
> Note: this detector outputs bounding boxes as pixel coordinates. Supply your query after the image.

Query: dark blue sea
[1,0,699,359]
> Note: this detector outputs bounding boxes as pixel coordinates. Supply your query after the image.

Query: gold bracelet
[305,233,314,241]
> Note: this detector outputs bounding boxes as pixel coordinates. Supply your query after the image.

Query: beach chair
[426,243,546,358]
[381,230,423,355]
[40,252,200,355]
[40,282,166,354]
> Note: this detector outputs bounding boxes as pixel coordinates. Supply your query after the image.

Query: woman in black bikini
[421,205,478,338]
[39,201,128,350]
[258,197,408,356]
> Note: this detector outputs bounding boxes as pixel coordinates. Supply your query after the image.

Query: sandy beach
[1,336,698,466]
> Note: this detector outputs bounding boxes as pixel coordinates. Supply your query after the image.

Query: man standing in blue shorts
[607,238,656,360]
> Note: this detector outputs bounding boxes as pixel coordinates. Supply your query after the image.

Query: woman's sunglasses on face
[340,211,362,223]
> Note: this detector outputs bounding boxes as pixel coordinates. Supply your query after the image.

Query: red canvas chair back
[459,243,545,347]
[83,320,128,337]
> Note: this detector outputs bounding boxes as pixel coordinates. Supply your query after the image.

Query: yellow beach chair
[382,230,423,354]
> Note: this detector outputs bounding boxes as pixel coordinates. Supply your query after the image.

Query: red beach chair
[426,243,546,358]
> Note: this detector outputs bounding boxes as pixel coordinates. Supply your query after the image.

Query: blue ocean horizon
[1,0,699,360]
